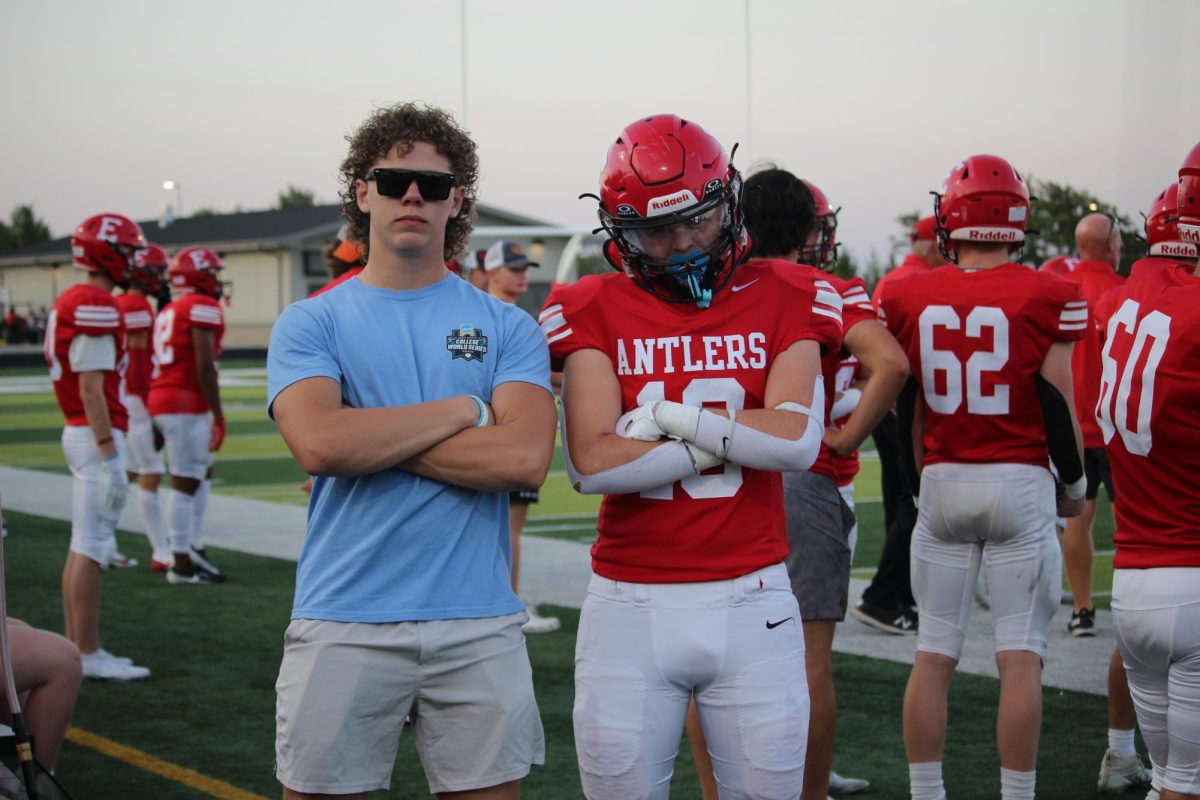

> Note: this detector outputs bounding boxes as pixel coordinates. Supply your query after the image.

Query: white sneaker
[81,650,150,681]
[829,770,870,795]
[521,608,561,634]
[97,648,132,666]
[1098,747,1150,791]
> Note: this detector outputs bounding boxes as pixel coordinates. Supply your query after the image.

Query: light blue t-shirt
[267,273,552,622]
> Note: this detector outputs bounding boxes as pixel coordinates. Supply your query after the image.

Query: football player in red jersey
[148,247,228,584]
[881,155,1087,800]
[1056,211,1126,636]
[1101,151,1200,800]
[115,243,172,570]
[540,116,840,798]
[47,213,151,681]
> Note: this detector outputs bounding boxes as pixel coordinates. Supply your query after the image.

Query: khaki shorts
[275,612,545,795]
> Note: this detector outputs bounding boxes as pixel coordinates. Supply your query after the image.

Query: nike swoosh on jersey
[731,279,760,292]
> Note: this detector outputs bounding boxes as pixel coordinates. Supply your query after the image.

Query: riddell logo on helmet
[966,229,1021,242]
[1153,242,1199,257]
[1179,225,1200,244]
[646,189,698,217]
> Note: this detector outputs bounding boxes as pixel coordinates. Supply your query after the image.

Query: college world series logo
[446,323,489,363]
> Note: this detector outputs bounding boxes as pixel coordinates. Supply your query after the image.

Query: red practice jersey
[1098,259,1200,568]
[1061,261,1124,448]
[309,267,364,298]
[805,271,877,481]
[46,284,128,431]
[115,292,155,401]
[149,294,224,415]
[871,253,932,309]
[540,259,843,583]
[879,262,1086,467]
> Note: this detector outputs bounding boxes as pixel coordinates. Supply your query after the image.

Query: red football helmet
[169,247,228,300]
[71,213,147,286]
[594,114,748,307]
[129,243,168,294]
[934,154,1030,262]
[799,179,839,268]
[1146,182,1198,260]
[1177,141,1200,245]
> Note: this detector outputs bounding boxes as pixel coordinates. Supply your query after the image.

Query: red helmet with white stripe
[169,247,227,300]
[594,114,748,308]
[1038,255,1079,275]
[129,243,168,294]
[799,179,839,267]
[934,154,1030,263]
[1146,182,1198,260]
[71,213,147,287]
[1177,141,1200,245]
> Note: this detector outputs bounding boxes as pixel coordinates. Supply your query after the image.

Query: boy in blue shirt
[268,102,556,799]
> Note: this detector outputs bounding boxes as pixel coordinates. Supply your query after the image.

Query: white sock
[137,487,170,561]
[909,762,945,800]
[191,479,210,550]
[999,767,1035,800]
[1108,727,1137,758]
[167,489,195,555]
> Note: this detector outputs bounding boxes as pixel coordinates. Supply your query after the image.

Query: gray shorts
[782,470,855,621]
[275,612,545,795]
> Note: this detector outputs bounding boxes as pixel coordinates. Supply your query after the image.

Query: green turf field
[0,362,1130,798]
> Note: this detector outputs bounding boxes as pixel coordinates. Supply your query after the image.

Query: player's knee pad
[911,534,974,661]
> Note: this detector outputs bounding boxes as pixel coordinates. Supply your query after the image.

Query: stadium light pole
[162,180,182,217]
[460,0,469,128]
[744,0,752,166]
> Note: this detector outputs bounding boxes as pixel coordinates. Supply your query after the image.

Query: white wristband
[467,395,488,428]
[1063,474,1087,501]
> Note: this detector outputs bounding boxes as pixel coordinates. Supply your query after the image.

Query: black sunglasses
[366,168,457,201]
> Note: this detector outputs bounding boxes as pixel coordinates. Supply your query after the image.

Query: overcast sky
[2,0,1196,265]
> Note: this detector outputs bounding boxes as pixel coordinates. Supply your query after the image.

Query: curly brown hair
[339,102,478,262]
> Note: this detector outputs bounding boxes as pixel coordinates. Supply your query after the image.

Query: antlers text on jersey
[613,333,768,376]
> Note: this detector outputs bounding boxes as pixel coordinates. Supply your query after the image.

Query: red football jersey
[541,259,843,583]
[806,272,877,481]
[115,292,155,401]
[1098,259,1200,568]
[871,253,932,309]
[1061,261,1124,448]
[45,283,128,431]
[879,262,1085,467]
[309,266,364,298]
[148,294,224,415]
[831,355,861,488]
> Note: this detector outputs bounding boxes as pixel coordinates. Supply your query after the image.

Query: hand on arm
[824,319,910,456]
[272,376,483,477]
[192,328,225,451]
[398,380,557,492]
[650,339,826,472]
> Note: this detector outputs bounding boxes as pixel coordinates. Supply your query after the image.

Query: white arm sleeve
[68,334,116,372]
[562,417,699,495]
[691,377,826,472]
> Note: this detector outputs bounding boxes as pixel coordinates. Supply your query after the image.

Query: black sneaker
[851,599,918,635]
[1068,607,1096,637]
[189,547,223,576]
[166,562,227,585]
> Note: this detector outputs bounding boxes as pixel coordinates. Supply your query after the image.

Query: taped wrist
[831,387,862,420]
[1035,374,1084,485]
[1062,474,1087,501]
[652,401,702,442]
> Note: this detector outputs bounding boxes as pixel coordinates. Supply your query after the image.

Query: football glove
[615,403,667,441]
[97,453,129,515]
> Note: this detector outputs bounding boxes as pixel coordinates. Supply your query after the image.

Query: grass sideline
[5,509,1134,799]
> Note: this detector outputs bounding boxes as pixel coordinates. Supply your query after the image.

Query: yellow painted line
[65,726,269,800]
